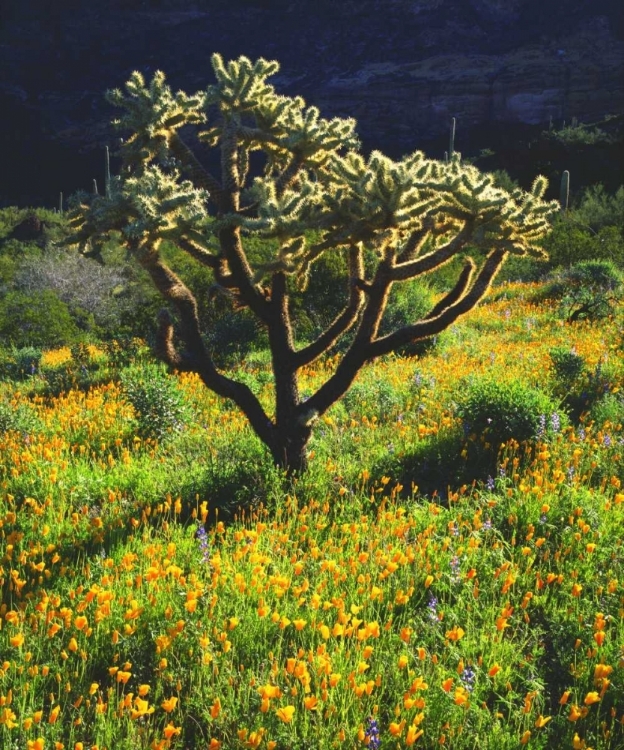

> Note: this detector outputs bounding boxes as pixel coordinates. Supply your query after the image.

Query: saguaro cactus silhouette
[67,54,559,473]
[560,170,570,213]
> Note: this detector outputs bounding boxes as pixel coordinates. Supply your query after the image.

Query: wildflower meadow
[1,267,624,749]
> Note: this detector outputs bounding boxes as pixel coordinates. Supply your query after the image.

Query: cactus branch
[368,248,507,359]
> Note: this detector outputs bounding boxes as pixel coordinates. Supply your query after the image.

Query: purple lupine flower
[461,666,476,691]
[427,594,439,622]
[550,412,561,432]
[486,475,495,491]
[536,414,546,438]
[567,466,575,481]
[482,518,493,531]
[364,717,381,749]
[196,522,211,564]
[450,556,461,584]
[603,433,612,447]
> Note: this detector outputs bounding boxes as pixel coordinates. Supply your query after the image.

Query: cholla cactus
[66,54,559,473]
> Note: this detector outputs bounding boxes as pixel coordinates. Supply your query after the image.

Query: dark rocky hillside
[0,0,623,206]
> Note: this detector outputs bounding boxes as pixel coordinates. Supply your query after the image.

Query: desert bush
[0,289,83,348]
[0,393,40,434]
[540,219,624,269]
[574,183,624,234]
[1,345,42,380]
[203,295,268,366]
[589,391,624,431]
[536,260,624,322]
[14,249,137,336]
[538,184,624,270]
[543,121,614,148]
[342,371,404,422]
[489,169,520,193]
[121,363,189,441]
[549,346,586,387]
[455,375,566,448]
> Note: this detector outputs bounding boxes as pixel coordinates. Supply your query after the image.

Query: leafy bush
[14,249,132,336]
[538,184,624,270]
[543,121,614,148]
[540,218,624,269]
[2,346,42,380]
[342,373,404,421]
[455,375,566,448]
[573,184,624,234]
[549,346,586,387]
[0,393,40,434]
[203,296,268,366]
[589,392,624,431]
[489,169,520,193]
[494,254,547,284]
[289,247,349,345]
[379,281,439,357]
[0,290,83,348]
[104,337,152,371]
[380,281,435,334]
[121,363,189,441]
[537,260,624,322]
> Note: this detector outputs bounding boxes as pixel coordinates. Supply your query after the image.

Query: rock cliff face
[0,0,622,205]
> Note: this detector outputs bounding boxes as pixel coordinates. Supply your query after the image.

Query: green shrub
[544,122,614,148]
[104,338,152,371]
[455,375,566,448]
[538,184,624,270]
[14,249,133,338]
[540,219,624,269]
[2,345,42,380]
[380,281,434,335]
[489,169,520,193]
[203,297,268,366]
[121,363,190,441]
[549,346,586,387]
[290,247,349,345]
[0,290,83,348]
[378,281,439,357]
[494,254,547,284]
[589,392,624,430]
[0,393,40,434]
[574,184,624,234]
[342,372,404,421]
[537,260,623,322]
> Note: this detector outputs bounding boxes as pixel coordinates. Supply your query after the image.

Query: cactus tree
[66,55,559,473]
